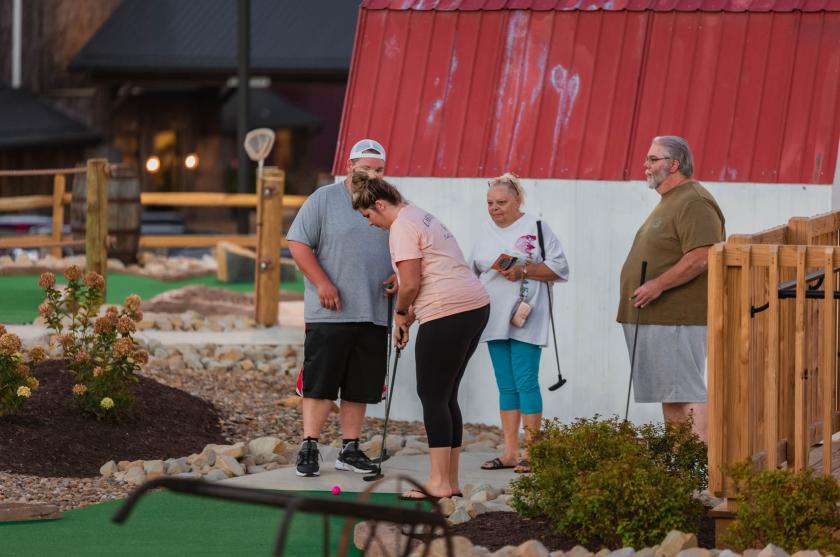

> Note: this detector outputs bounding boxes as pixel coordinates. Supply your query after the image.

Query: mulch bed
[0,359,227,478]
[446,510,716,552]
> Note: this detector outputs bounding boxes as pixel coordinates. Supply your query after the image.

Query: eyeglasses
[645,156,672,163]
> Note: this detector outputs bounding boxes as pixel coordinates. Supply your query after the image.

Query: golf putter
[624,260,648,421]
[536,220,567,391]
[372,287,394,466]
[363,328,404,482]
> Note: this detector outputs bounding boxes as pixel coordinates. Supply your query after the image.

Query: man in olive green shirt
[617,136,725,442]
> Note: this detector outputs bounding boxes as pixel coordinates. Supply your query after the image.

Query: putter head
[548,377,567,391]
[363,468,383,482]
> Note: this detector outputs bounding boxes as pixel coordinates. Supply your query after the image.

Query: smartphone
[499,255,518,270]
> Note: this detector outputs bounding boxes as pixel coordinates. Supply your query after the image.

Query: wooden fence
[708,211,840,500]
[0,159,307,326]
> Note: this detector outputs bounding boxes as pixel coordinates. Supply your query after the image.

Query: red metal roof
[361,0,840,11]
[336,9,840,182]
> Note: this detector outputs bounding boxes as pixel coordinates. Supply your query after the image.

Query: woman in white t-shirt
[471,173,569,474]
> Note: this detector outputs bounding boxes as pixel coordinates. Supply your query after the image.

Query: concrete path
[5,324,305,346]
[222,449,517,495]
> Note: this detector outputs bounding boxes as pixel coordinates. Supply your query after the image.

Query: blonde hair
[488,172,524,201]
[349,171,403,210]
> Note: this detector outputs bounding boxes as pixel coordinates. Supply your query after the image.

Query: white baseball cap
[349,139,386,161]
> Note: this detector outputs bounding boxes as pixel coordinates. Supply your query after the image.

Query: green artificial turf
[0,490,428,557]
[0,271,304,324]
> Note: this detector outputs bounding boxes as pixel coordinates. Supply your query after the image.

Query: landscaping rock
[717,551,740,557]
[204,469,228,482]
[165,457,190,475]
[215,455,245,477]
[0,502,62,522]
[438,497,456,516]
[117,459,144,472]
[568,545,595,557]
[124,467,147,485]
[142,459,166,479]
[491,546,519,557]
[757,545,790,557]
[677,549,711,557]
[447,507,472,525]
[247,436,285,458]
[354,520,420,557]
[791,552,822,557]
[466,501,491,518]
[606,549,636,557]
[661,531,698,557]
[413,536,475,557]
[518,539,551,557]
[99,460,117,478]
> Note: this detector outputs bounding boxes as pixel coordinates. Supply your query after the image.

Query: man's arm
[288,240,341,312]
[632,245,710,308]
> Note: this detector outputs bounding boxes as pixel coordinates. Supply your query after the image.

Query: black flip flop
[481,457,515,470]
[398,489,440,503]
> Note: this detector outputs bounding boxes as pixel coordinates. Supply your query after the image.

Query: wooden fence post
[51,174,65,258]
[822,247,836,476]
[766,245,780,471]
[254,167,285,326]
[707,243,725,495]
[794,246,808,471]
[85,159,108,290]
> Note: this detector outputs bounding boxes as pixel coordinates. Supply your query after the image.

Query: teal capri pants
[487,339,543,414]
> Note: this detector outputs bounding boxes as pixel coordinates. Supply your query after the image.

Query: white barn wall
[360,178,831,427]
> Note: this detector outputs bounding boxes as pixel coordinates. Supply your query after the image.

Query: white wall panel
[360,178,830,427]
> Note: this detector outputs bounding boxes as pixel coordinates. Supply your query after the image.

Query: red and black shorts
[301,322,387,403]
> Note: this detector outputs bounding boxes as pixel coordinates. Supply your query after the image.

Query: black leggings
[415,304,490,448]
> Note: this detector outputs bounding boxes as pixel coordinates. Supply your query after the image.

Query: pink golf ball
[331,485,341,495]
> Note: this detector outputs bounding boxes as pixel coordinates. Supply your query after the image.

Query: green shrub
[39,267,147,419]
[724,461,840,554]
[511,416,706,548]
[637,419,708,491]
[0,326,45,416]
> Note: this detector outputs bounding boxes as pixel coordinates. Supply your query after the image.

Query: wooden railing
[0,166,85,256]
[0,159,308,326]
[708,210,840,500]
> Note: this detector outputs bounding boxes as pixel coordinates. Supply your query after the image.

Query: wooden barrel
[70,165,142,264]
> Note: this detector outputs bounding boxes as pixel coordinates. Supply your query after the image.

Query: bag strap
[537,220,546,261]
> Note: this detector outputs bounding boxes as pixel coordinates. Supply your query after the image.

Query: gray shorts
[621,324,707,403]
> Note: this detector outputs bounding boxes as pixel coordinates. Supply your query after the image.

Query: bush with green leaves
[0,326,45,416]
[38,267,148,419]
[511,416,707,548]
[724,461,840,554]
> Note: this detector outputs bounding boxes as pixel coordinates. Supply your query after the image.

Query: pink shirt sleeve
[390,218,423,263]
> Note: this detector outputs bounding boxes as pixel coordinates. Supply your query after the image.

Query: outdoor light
[184,153,200,170]
[145,156,161,173]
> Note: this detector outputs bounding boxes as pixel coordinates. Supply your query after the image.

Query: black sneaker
[295,438,321,477]
[335,440,378,473]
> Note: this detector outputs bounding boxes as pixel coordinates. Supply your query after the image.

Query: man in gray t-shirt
[287,138,396,478]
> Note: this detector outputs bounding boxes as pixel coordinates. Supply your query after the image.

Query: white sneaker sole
[295,469,320,477]
[334,460,377,474]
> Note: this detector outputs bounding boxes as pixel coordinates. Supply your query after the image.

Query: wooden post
[50,174,66,258]
[766,245,780,471]
[85,159,108,289]
[736,245,752,468]
[822,247,836,476]
[794,246,808,471]
[254,167,285,326]
[707,243,726,496]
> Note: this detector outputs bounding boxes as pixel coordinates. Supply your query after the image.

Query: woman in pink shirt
[351,173,490,501]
